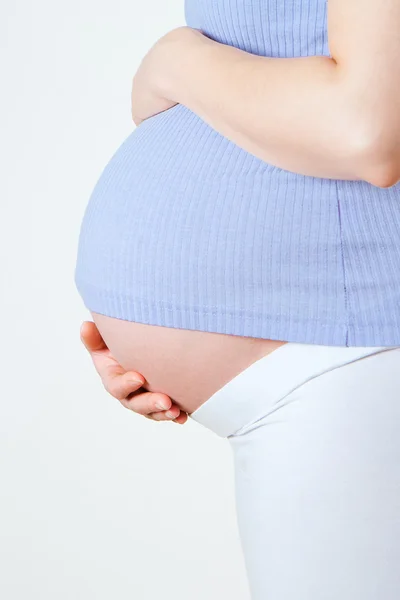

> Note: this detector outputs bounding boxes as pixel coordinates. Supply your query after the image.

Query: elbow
[360,152,400,188]
[358,145,400,189]
[368,163,400,189]
[347,114,400,189]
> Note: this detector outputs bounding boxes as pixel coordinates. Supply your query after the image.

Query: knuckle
[114,389,126,402]
[105,380,124,401]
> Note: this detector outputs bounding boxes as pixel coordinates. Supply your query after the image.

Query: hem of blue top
[75,278,400,348]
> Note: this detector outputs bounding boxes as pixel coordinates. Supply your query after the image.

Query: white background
[1,1,250,598]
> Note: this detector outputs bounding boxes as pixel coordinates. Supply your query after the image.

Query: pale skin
[81,0,400,422]
[132,0,400,186]
[80,321,188,423]
[85,316,286,421]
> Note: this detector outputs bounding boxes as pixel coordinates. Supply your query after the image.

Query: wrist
[156,27,213,103]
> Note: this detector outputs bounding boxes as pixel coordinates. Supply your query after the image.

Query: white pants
[189,343,400,599]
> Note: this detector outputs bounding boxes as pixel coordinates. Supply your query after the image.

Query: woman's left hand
[131,26,205,126]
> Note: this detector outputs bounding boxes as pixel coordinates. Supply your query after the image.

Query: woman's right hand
[80,321,188,424]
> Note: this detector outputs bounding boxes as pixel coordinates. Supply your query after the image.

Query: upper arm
[328,0,400,132]
[329,0,400,87]
[328,0,400,185]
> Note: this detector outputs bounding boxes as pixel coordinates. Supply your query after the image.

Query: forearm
[162,32,398,186]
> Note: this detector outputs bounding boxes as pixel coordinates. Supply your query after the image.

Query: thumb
[80,321,107,353]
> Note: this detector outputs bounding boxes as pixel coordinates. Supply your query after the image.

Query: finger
[119,391,173,416]
[146,410,188,424]
[145,405,183,422]
[80,322,146,385]
[80,321,107,353]
[172,412,188,424]
[149,411,188,424]
[103,371,146,402]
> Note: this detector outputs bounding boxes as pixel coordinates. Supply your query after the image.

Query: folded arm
[162,0,400,187]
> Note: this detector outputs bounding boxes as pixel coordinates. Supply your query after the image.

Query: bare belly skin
[92,312,287,415]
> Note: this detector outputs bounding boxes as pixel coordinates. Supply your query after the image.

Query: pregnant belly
[92,312,286,415]
[76,106,293,413]
[75,103,291,332]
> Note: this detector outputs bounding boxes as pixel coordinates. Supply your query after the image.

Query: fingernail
[165,411,175,419]
[155,402,168,410]
[130,379,143,386]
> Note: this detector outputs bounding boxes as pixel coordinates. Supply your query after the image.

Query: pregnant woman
[75,1,400,598]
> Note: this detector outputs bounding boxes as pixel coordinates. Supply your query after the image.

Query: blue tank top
[75,0,400,346]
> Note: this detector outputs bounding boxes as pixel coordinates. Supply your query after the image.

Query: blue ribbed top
[75,0,400,347]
